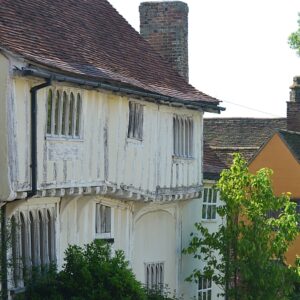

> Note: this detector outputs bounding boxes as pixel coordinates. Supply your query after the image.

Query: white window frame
[202,187,218,221]
[127,101,144,141]
[198,276,212,300]
[173,115,193,158]
[95,203,114,240]
[144,262,164,290]
[46,88,82,139]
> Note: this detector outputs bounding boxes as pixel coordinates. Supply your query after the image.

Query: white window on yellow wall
[198,276,212,300]
[95,203,114,239]
[202,188,218,220]
[46,88,82,139]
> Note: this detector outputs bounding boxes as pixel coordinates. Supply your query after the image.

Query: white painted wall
[132,203,178,293]
[0,53,15,200]
[181,181,224,299]
[1,54,203,200]
[0,53,210,300]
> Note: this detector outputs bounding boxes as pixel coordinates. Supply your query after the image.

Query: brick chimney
[287,76,300,132]
[139,1,189,82]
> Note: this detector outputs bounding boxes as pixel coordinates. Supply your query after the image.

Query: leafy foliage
[16,240,179,300]
[288,13,300,56]
[183,154,300,300]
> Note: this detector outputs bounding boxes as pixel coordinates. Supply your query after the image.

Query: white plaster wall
[8,73,203,196]
[0,53,14,200]
[132,205,177,294]
[58,196,133,267]
[181,182,224,299]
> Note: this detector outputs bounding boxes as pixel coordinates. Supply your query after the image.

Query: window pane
[105,206,111,233]
[202,205,207,219]
[208,189,212,203]
[128,102,133,138]
[21,213,27,272]
[189,119,193,157]
[75,94,81,137]
[185,119,189,157]
[213,190,217,203]
[198,277,203,290]
[203,277,207,289]
[207,205,212,219]
[54,91,60,135]
[208,279,211,288]
[95,203,100,233]
[208,290,211,300]
[47,210,51,262]
[138,105,143,139]
[29,212,35,266]
[39,211,44,265]
[62,92,68,135]
[180,119,184,156]
[47,89,53,134]
[173,117,177,155]
[212,205,216,219]
[69,93,75,136]
[203,189,208,203]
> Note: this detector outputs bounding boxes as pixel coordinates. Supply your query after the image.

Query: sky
[108,0,300,118]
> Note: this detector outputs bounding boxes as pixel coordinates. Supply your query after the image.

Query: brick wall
[287,76,300,132]
[139,1,189,82]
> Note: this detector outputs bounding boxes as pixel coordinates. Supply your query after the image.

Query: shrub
[17,240,180,300]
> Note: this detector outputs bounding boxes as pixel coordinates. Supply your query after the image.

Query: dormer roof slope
[0,0,220,108]
[278,130,300,163]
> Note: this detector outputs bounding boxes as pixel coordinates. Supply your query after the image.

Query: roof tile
[0,0,219,106]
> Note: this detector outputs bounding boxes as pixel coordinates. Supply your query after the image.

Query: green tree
[288,13,300,56]
[183,154,300,300]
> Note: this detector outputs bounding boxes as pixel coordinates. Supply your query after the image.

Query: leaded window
[128,102,143,140]
[173,115,193,157]
[46,89,82,138]
[145,262,164,291]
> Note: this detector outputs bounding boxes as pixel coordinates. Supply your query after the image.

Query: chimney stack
[287,76,300,132]
[139,1,189,82]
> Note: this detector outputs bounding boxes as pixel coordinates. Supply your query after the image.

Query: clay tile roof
[204,118,287,167]
[0,0,220,107]
[203,142,227,180]
[278,130,300,163]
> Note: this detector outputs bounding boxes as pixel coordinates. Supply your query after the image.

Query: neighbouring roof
[203,143,226,180]
[204,118,287,167]
[278,130,300,163]
[0,0,220,109]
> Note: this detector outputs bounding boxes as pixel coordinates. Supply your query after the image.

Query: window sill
[201,219,218,223]
[95,237,114,244]
[172,155,195,162]
[95,232,114,239]
[46,135,84,142]
[127,137,143,145]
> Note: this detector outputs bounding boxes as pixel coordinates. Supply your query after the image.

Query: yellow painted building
[249,130,300,265]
